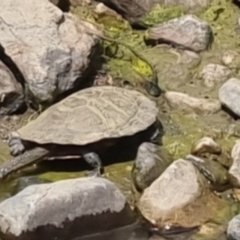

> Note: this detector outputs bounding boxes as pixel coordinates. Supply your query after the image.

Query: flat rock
[0,60,24,115]
[0,0,99,103]
[145,15,213,52]
[0,177,137,240]
[219,78,240,117]
[164,91,221,114]
[137,159,217,229]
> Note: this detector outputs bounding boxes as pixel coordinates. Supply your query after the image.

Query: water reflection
[73,222,149,240]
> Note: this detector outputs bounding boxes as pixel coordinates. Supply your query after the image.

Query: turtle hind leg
[83,152,103,177]
[8,131,25,156]
[0,147,49,180]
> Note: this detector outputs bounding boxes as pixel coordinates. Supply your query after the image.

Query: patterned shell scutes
[17,86,158,145]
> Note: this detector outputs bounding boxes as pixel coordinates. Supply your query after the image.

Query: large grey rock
[0,177,137,240]
[145,15,213,52]
[219,78,240,117]
[227,214,240,240]
[0,60,24,115]
[0,0,99,104]
[137,159,214,229]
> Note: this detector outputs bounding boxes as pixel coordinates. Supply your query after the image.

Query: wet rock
[164,91,221,114]
[145,15,212,52]
[0,177,137,240]
[219,78,240,117]
[199,63,232,88]
[221,50,240,69]
[229,140,240,188]
[191,137,222,156]
[0,0,99,104]
[138,159,209,229]
[227,214,240,240]
[131,142,173,192]
[0,61,24,115]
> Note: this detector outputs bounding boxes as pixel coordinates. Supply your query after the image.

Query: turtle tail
[0,147,49,180]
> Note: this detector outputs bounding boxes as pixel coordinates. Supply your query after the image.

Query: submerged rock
[0,177,137,240]
[0,0,99,104]
[131,142,173,192]
[12,176,52,195]
[164,91,221,114]
[0,60,24,115]
[199,63,232,88]
[145,15,213,52]
[219,78,240,117]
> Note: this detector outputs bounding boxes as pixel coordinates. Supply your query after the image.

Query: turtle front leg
[0,147,49,179]
[83,152,102,177]
[7,131,25,156]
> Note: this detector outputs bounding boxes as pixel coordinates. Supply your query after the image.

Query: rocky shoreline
[1,0,240,239]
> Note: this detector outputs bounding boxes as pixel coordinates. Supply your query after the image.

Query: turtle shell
[18,86,158,145]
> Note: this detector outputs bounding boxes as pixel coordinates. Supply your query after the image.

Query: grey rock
[219,78,240,117]
[0,0,99,104]
[0,60,24,115]
[131,142,173,192]
[145,15,213,52]
[0,177,136,240]
[227,214,240,240]
[137,159,210,229]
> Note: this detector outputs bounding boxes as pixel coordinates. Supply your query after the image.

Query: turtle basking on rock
[0,86,160,179]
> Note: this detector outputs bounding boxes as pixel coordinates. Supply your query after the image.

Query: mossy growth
[199,0,240,49]
[143,4,185,25]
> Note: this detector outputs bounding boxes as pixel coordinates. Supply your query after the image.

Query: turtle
[0,86,159,179]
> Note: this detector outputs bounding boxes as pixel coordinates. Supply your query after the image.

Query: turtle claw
[8,132,25,156]
[0,167,11,180]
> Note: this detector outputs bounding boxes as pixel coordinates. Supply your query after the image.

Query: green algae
[143,4,185,25]
[199,0,240,50]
